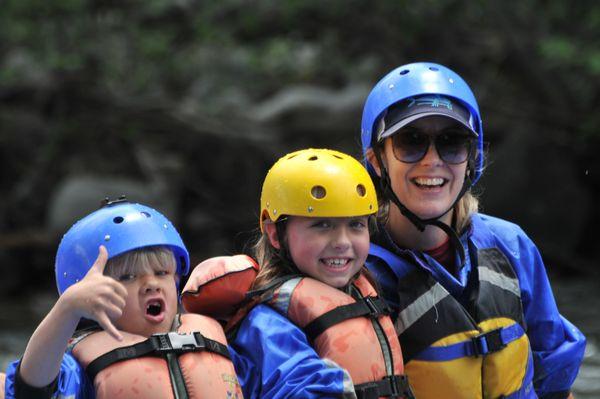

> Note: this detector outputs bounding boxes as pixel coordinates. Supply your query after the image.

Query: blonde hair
[104,246,178,283]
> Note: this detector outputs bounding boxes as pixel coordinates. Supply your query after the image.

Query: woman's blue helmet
[55,199,190,295]
[361,62,484,184]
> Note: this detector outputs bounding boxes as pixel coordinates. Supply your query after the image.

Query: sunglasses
[390,127,474,164]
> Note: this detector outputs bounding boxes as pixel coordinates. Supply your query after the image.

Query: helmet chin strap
[373,149,473,267]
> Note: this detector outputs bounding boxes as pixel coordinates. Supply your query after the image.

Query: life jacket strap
[86,331,231,381]
[354,375,415,399]
[413,323,525,361]
[304,296,390,341]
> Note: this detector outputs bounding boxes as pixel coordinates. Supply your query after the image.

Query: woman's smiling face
[378,116,469,222]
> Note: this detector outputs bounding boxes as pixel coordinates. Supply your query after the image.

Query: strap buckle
[388,375,414,398]
[364,296,390,317]
[472,328,506,356]
[154,332,206,353]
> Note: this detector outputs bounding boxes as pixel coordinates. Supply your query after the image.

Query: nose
[141,274,161,293]
[419,137,443,166]
[332,227,351,250]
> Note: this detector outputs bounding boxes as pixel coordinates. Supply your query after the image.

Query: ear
[366,147,383,177]
[263,220,281,250]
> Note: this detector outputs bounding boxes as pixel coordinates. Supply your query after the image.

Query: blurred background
[1,0,599,394]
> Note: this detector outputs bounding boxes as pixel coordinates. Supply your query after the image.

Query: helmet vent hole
[399,69,409,75]
[141,211,151,218]
[311,185,326,199]
[332,154,343,159]
[429,67,439,71]
[308,156,318,161]
[356,184,366,197]
[287,154,298,159]
[113,216,124,224]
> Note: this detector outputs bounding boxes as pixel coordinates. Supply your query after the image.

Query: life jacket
[182,255,414,399]
[70,313,242,399]
[368,225,535,399]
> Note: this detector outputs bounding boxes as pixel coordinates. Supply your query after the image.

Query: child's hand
[61,245,128,341]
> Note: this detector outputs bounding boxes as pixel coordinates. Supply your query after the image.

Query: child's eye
[349,218,368,229]
[155,270,169,277]
[312,219,332,229]
[118,273,135,282]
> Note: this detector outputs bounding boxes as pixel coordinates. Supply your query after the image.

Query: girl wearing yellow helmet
[227,148,413,399]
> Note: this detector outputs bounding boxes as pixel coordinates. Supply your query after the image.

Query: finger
[88,245,108,274]
[101,287,127,310]
[96,312,123,341]
[110,280,128,299]
[106,303,126,322]
[88,245,109,275]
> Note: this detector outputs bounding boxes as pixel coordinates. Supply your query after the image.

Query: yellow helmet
[260,148,378,231]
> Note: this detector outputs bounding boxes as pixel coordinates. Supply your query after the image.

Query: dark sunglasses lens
[436,131,472,164]
[392,131,429,162]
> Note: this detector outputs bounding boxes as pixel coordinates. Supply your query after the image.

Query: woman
[360,62,585,399]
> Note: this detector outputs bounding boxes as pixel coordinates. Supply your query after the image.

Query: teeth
[324,258,349,267]
[414,177,444,186]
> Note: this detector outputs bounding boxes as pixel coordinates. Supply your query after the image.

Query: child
[4,199,241,398]
[227,148,413,398]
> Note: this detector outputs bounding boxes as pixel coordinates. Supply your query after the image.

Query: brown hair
[251,218,380,292]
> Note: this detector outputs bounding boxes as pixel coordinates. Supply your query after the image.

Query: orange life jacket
[71,313,242,399]
[182,255,413,399]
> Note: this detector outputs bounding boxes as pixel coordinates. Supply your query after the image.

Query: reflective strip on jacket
[366,213,586,399]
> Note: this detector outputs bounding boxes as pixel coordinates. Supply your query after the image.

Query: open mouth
[412,177,447,188]
[146,301,162,316]
[145,298,166,322]
[320,258,351,270]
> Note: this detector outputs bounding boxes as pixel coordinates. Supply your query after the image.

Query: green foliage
[0,0,598,134]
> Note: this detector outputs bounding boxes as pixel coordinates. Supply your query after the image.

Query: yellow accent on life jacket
[406,317,530,399]
[370,244,534,399]
[71,314,241,399]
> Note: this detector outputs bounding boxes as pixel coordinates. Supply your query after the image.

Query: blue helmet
[55,200,190,295]
[361,62,484,184]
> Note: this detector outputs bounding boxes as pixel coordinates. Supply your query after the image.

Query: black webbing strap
[86,331,230,381]
[355,375,414,399]
[303,296,390,341]
[245,274,303,300]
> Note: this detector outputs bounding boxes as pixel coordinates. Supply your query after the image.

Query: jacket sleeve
[500,229,586,397]
[4,352,93,399]
[229,304,354,399]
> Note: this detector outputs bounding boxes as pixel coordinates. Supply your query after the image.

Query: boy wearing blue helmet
[361,63,585,398]
[4,199,241,398]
